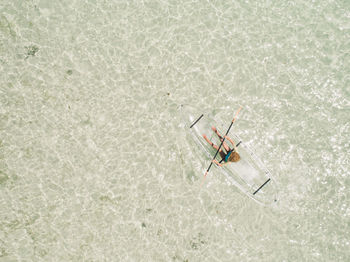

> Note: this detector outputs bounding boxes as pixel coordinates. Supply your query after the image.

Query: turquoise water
[1,0,349,261]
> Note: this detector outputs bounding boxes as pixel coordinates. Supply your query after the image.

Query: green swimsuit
[224,150,233,162]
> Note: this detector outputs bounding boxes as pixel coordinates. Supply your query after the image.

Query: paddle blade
[232,106,243,123]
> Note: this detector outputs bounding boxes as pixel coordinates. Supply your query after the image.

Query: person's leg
[211,127,230,152]
[203,134,222,152]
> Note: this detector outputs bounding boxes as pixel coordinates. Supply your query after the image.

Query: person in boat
[203,126,240,166]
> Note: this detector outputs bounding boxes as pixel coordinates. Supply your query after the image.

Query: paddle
[203,106,243,181]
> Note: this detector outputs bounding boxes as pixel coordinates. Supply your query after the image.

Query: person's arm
[212,159,227,167]
[224,135,237,151]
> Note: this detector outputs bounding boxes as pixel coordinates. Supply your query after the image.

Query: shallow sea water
[0,0,349,261]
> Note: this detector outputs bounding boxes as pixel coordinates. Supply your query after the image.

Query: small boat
[180,104,278,205]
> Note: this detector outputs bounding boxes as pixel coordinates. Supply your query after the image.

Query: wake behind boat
[180,105,278,205]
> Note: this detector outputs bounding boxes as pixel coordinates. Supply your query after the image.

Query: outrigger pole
[203,106,242,179]
[190,114,203,128]
[253,178,271,195]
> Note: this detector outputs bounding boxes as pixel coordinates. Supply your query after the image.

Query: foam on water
[1,0,349,261]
